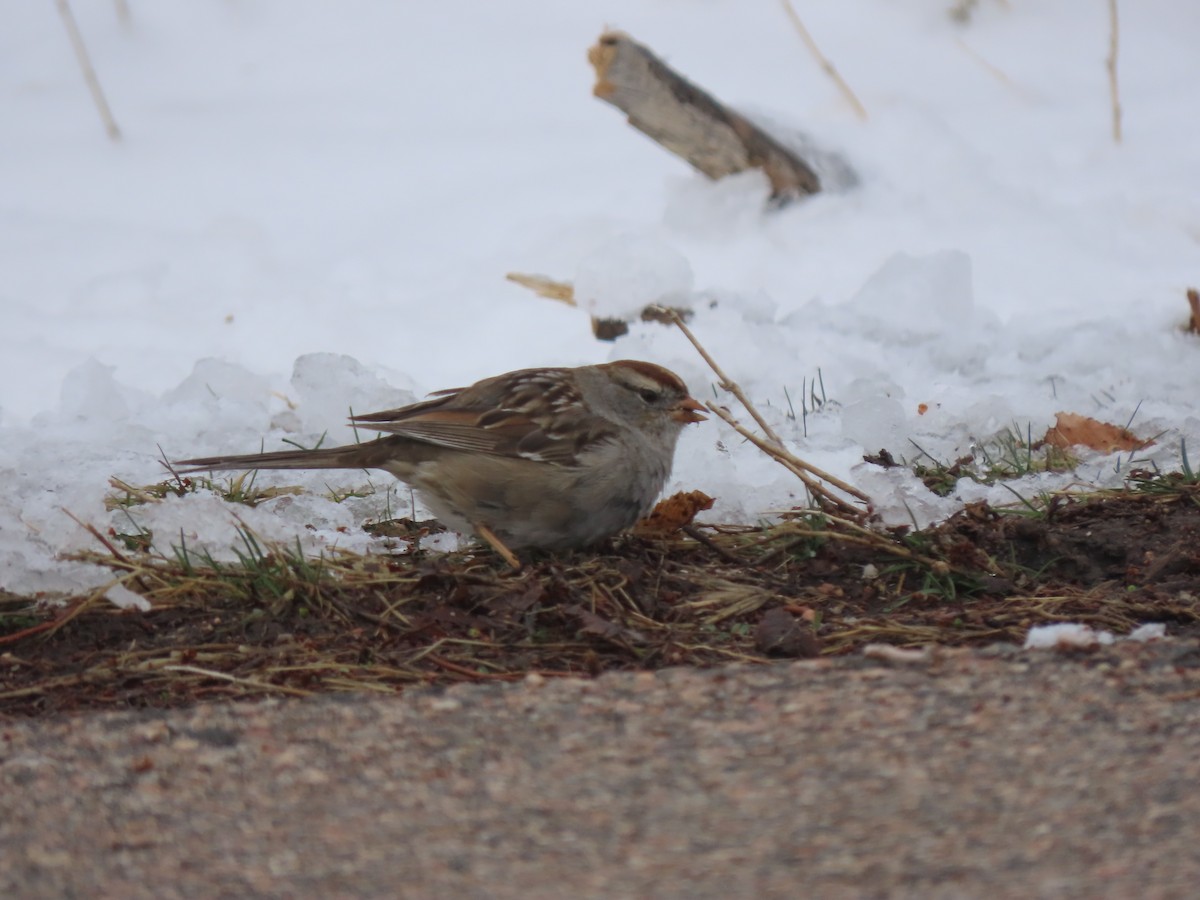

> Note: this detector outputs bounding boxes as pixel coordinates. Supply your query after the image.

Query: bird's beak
[673,396,708,425]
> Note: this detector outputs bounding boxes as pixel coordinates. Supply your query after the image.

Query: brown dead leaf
[1041,412,1149,453]
[634,490,715,537]
[1187,287,1200,334]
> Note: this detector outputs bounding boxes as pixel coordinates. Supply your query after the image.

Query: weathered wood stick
[589,31,820,201]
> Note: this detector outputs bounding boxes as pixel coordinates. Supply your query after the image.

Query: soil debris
[2,482,1198,717]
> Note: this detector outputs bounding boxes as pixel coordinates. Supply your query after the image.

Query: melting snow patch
[1024,622,1166,650]
[106,583,151,611]
[1127,623,1168,642]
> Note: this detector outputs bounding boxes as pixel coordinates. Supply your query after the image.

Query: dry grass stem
[163,665,316,698]
[707,403,868,517]
[661,304,869,516]
[954,38,1029,99]
[777,0,868,121]
[1106,0,1122,143]
[662,308,782,443]
[55,0,121,141]
[505,272,576,305]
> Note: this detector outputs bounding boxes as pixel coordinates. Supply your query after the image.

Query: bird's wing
[350,374,617,466]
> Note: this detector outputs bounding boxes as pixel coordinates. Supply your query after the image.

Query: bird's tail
[174,437,401,474]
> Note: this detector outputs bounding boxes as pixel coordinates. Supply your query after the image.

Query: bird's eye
[637,388,659,404]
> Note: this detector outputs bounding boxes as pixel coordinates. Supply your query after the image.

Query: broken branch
[589,31,821,202]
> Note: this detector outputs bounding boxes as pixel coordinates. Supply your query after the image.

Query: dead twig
[681,524,752,567]
[590,31,822,201]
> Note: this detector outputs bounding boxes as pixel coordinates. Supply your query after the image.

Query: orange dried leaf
[1042,412,1148,453]
[635,490,715,536]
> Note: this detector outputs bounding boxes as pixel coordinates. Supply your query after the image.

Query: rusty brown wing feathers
[348,369,618,466]
[176,369,618,473]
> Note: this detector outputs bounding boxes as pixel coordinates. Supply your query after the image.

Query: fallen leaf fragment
[634,490,715,537]
[1041,412,1148,453]
[505,272,575,305]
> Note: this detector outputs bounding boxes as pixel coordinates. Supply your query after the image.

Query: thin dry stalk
[663,308,782,443]
[954,38,1029,99]
[1106,0,1122,143]
[163,664,316,698]
[55,0,122,141]
[708,403,867,517]
[822,622,1008,653]
[62,507,156,594]
[0,674,94,702]
[662,306,870,515]
[782,516,965,573]
[107,476,164,508]
[777,0,868,121]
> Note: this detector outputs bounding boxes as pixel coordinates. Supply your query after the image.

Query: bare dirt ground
[2,484,1199,714]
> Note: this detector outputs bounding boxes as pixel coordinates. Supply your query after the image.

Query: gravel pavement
[3,639,1200,898]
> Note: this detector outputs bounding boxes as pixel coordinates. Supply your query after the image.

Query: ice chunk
[165,358,272,408]
[840,396,908,453]
[289,353,417,438]
[58,358,130,423]
[854,464,958,530]
[847,250,974,339]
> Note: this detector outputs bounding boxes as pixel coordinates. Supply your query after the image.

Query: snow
[1024,622,1167,650]
[3,2,1200,599]
[574,233,694,319]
